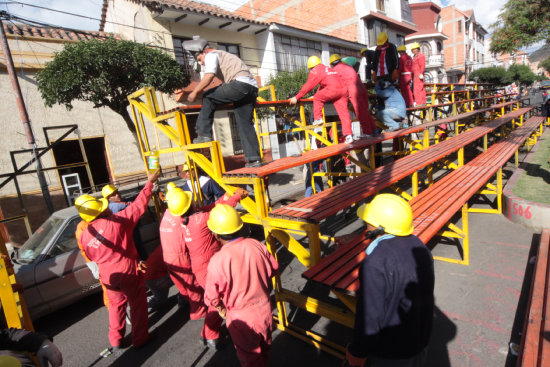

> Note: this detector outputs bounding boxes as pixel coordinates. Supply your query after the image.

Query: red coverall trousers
[399,73,414,107]
[296,64,353,137]
[333,62,376,135]
[159,211,206,320]
[183,193,240,340]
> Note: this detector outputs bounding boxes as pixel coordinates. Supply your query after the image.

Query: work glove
[289,96,298,105]
[138,260,148,274]
[216,305,227,319]
[234,187,249,200]
[419,74,424,80]
[37,339,63,367]
[86,261,100,279]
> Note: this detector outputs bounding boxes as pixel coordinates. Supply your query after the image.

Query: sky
[3,0,506,31]
[2,0,540,53]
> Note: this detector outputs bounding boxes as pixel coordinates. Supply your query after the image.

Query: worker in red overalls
[397,45,414,107]
[159,189,206,322]
[205,204,279,367]
[76,169,160,350]
[290,55,354,144]
[75,195,109,309]
[330,54,377,138]
[411,42,427,106]
[162,186,247,349]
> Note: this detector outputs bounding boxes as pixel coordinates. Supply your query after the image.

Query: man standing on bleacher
[343,194,434,367]
[183,36,262,168]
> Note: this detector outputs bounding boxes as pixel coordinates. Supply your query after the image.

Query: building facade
[440,5,487,83]
[405,2,448,83]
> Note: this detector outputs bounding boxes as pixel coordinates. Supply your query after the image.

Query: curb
[503,130,550,231]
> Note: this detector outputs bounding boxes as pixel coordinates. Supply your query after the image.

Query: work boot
[245,160,262,168]
[202,337,227,350]
[312,118,324,125]
[193,135,212,144]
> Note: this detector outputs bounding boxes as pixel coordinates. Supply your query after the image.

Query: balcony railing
[427,54,444,67]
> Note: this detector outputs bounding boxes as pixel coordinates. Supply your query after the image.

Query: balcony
[428,54,444,67]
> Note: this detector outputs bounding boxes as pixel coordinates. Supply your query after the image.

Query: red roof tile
[101,0,266,31]
[3,22,116,42]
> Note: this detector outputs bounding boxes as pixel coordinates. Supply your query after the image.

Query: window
[420,42,431,58]
[423,72,432,84]
[216,43,240,57]
[328,45,360,58]
[436,41,442,53]
[457,20,462,33]
[396,35,405,46]
[173,36,194,73]
[273,34,322,72]
[172,37,241,73]
[376,0,385,12]
[366,19,388,47]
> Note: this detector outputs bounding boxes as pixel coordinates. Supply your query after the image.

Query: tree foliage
[469,67,509,85]
[540,57,550,74]
[36,38,189,134]
[490,0,550,53]
[257,69,311,118]
[469,65,538,86]
[507,64,537,85]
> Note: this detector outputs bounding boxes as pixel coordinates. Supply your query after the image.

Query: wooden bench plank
[303,113,541,294]
[270,107,533,223]
[224,100,519,178]
[518,229,550,367]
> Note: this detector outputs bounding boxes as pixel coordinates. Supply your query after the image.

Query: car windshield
[17,216,66,263]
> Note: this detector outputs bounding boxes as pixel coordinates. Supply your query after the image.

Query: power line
[0,3,521,76]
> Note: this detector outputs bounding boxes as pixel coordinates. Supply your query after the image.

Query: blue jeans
[196,80,260,162]
[377,107,405,131]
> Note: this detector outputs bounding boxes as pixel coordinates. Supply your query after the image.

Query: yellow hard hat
[356,194,414,236]
[307,55,321,69]
[207,204,243,235]
[166,188,192,216]
[410,42,420,50]
[397,45,407,52]
[75,195,109,222]
[165,182,177,192]
[377,32,388,46]
[360,47,369,55]
[0,355,22,367]
[329,54,341,65]
[101,184,118,199]
[74,194,94,207]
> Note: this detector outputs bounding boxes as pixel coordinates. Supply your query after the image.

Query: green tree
[506,64,537,86]
[469,67,509,85]
[36,38,189,136]
[540,57,550,74]
[258,68,311,118]
[490,0,550,53]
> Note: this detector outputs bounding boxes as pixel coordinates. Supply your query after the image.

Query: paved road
[31,111,546,366]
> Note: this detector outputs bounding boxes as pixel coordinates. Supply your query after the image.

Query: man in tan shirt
[184,37,261,167]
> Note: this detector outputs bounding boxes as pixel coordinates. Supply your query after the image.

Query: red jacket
[81,182,153,287]
[412,53,425,77]
[398,53,413,74]
[332,62,365,91]
[295,64,345,100]
[205,237,279,311]
[183,193,240,287]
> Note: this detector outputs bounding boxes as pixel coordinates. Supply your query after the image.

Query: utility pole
[0,13,54,214]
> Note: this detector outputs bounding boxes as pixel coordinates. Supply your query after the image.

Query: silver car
[11,207,101,320]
